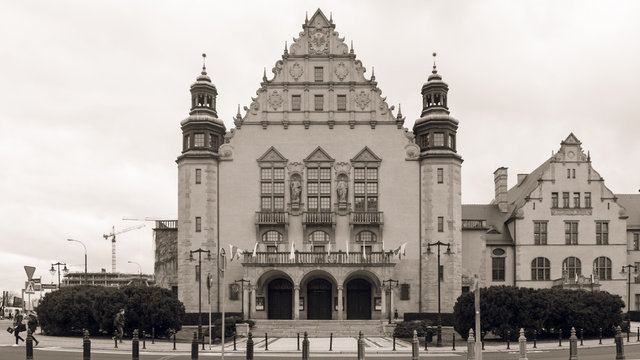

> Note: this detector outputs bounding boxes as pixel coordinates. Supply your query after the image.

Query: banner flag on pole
[289,242,296,260]
[252,242,258,258]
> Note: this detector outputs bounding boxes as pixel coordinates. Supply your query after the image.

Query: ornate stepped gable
[234,9,404,130]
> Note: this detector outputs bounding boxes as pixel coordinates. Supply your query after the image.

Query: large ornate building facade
[155,9,640,319]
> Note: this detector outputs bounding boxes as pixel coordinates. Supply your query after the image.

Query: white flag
[327,242,331,254]
[289,242,296,260]
[346,239,349,256]
[252,242,258,257]
[400,242,407,258]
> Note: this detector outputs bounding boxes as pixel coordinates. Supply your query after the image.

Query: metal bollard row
[132,329,140,360]
[466,329,475,360]
[357,331,365,360]
[302,331,310,360]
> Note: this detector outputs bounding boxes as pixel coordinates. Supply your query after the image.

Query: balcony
[302,211,335,225]
[242,251,394,267]
[255,211,288,225]
[350,211,384,225]
[552,275,600,291]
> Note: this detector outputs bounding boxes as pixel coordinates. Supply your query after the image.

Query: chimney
[517,173,528,185]
[494,167,509,213]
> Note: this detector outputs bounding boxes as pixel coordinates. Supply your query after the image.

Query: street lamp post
[235,279,251,320]
[382,279,398,324]
[67,239,87,285]
[49,262,68,288]
[622,264,637,340]
[427,240,451,347]
[189,248,211,348]
[128,261,142,282]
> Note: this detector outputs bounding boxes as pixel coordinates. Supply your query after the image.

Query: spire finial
[330,12,333,22]
[432,52,437,74]
[284,41,288,55]
[236,104,242,117]
[201,53,207,75]
[397,103,403,118]
[263,67,267,82]
[350,40,354,54]
[371,66,375,80]
[305,11,309,23]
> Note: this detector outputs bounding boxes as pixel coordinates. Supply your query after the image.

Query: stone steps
[252,320,386,337]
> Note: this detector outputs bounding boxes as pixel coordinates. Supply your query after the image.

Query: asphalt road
[2,345,640,359]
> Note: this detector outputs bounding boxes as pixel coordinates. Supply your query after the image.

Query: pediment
[561,133,582,146]
[308,8,331,27]
[304,146,334,163]
[257,147,288,163]
[351,147,382,163]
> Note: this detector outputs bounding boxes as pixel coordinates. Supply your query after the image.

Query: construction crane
[103,224,145,273]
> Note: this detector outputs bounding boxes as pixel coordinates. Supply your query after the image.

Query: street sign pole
[474,274,482,360]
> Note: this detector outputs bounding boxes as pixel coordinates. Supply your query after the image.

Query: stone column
[294,286,300,320]
[249,285,256,319]
[380,287,387,318]
[389,286,395,320]
[243,285,249,320]
[337,286,344,320]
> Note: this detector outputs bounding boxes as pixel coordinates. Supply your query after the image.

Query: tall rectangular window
[195,169,202,184]
[195,217,201,232]
[567,169,571,178]
[314,95,324,111]
[291,95,301,111]
[337,95,347,111]
[354,167,378,211]
[551,192,559,208]
[573,192,580,208]
[534,221,547,245]
[308,167,331,210]
[635,233,640,251]
[210,133,218,149]
[585,192,591,208]
[261,167,285,210]
[400,283,410,300]
[565,221,578,245]
[437,217,444,232]
[492,257,506,281]
[448,134,455,150]
[314,67,323,82]
[437,168,443,184]
[183,135,190,150]
[596,221,609,245]
[433,133,445,147]
[194,133,205,147]
[562,192,570,208]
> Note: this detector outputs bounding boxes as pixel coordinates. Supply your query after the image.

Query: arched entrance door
[346,278,371,319]
[307,278,332,319]
[268,278,292,319]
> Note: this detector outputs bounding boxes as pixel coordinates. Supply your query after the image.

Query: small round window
[492,248,505,256]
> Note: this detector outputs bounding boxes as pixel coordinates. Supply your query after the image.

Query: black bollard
[265,332,268,351]
[580,328,584,346]
[152,327,155,344]
[357,331,365,360]
[424,333,428,351]
[393,335,396,351]
[599,327,602,345]
[629,324,631,343]
[246,332,254,360]
[637,327,639,342]
[506,329,510,350]
[558,328,562,347]
[533,329,537,348]
[191,331,199,360]
[302,331,310,360]
[173,331,177,350]
[132,329,140,360]
[26,329,33,360]
[452,332,456,351]
[142,330,146,350]
[114,330,118,348]
[615,325,625,359]
[83,329,91,360]
[297,332,300,351]
[411,330,419,360]
[234,334,237,351]
[329,332,333,351]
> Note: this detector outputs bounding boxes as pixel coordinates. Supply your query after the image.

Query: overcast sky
[1,0,639,295]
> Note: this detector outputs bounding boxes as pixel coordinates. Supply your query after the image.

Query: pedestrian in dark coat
[12,310,24,345]
[26,311,39,346]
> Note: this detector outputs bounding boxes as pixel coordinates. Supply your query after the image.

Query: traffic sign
[25,281,35,294]
[24,266,35,281]
[41,284,57,290]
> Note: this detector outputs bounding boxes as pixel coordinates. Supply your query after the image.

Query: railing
[552,276,600,289]
[350,211,384,225]
[155,220,177,229]
[242,251,393,266]
[302,211,335,224]
[462,219,487,230]
[255,211,288,224]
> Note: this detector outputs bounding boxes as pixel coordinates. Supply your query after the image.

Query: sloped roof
[505,157,552,218]
[617,194,640,227]
[462,204,513,243]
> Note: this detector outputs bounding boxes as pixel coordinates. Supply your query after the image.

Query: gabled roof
[462,204,513,243]
[617,194,640,228]
[505,158,552,218]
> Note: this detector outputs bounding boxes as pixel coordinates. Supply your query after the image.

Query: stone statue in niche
[290,178,302,203]
[337,178,348,203]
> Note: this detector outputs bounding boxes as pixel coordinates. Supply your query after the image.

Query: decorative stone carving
[287,162,304,174]
[402,128,415,143]
[290,175,302,203]
[218,144,234,161]
[224,129,235,144]
[355,91,370,110]
[405,143,420,161]
[335,62,348,81]
[308,26,329,55]
[243,97,259,115]
[334,162,352,176]
[289,62,303,81]
[272,60,283,76]
[337,177,348,203]
[267,90,283,110]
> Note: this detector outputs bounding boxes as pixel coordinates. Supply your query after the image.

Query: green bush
[453,286,624,340]
[393,320,432,338]
[37,285,184,337]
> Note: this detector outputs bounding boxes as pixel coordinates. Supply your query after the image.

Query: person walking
[113,308,125,343]
[26,311,39,346]
[12,309,25,346]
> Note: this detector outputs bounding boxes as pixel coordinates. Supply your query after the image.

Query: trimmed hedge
[182,312,243,326]
[37,285,184,337]
[453,286,624,340]
[403,312,454,325]
[393,320,433,338]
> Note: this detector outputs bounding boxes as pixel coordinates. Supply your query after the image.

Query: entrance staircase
[252,319,386,337]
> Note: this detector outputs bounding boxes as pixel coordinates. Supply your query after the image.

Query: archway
[268,278,293,319]
[346,278,371,319]
[307,278,332,319]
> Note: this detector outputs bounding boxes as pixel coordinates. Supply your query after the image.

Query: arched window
[262,230,282,243]
[562,257,581,278]
[531,257,550,281]
[308,230,329,243]
[594,256,612,280]
[356,231,377,243]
